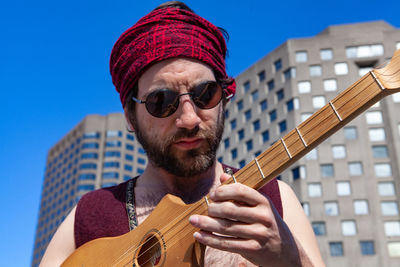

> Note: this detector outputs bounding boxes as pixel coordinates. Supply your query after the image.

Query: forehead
[137,58,215,95]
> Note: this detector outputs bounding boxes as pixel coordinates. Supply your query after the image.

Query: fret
[296,127,308,147]
[329,101,342,121]
[254,158,265,179]
[231,174,237,183]
[281,138,292,159]
[370,71,385,91]
[204,196,209,206]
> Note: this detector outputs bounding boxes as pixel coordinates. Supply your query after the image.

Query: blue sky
[0,0,398,265]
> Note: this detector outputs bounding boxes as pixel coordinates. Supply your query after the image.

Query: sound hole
[137,234,162,266]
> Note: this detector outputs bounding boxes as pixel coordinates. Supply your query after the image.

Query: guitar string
[111,53,400,266]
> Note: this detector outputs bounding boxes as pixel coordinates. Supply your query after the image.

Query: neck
[137,160,223,204]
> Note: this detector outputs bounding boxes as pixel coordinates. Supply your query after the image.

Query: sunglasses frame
[131,81,226,118]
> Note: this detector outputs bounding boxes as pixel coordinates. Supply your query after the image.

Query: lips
[174,138,203,149]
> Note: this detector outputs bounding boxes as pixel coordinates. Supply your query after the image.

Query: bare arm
[39,206,76,267]
[278,180,325,267]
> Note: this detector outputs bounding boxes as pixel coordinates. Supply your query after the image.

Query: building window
[359,66,373,76]
[323,79,337,91]
[342,220,357,236]
[238,129,245,141]
[83,132,100,139]
[267,79,275,91]
[231,148,237,160]
[125,154,133,161]
[308,183,322,197]
[301,113,312,122]
[312,222,326,236]
[137,168,144,174]
[269,110,277,122]
[258,70,265,82]
[397,42,400,50]
[106,140,121,147]
[124,164,133,171]
[344,126,357,140]
[378,182,395,196]
[104,151,121,158]
[239,160,246,168]
[274,59,282,72]
[320,49,333,60]
[225,109,229,119]
[102,172,119,179]
[230,119,237,130]
[276,89,285,102]
[283,67,296,81]
[138,158,146,165]
[335,62,349,75]
[306,148,318,160]
[237,100,243,111]
[82,142,99,149]
[392,93,400,103]
[321,164,334,177]
[374,163,392,177]
[243,80,251,93]
[127,133,134,141]
[296,51,307,62]
[348,162,363,176]
[297,81,311,94]
[286,99,295,112]
[381,201,399,216]
[79,163,97,170]
[292,166,306,180]
[224,138,230,149]
[388,242,400,257]
[366,111,383,124]
[278,120,287,133]
[325,201,339,216]
[372,145,388,158]
[78,173,96,180]
[78,184,95,191]
[106,130,122,138]
[245,110,252,121]
[81,153,98,159]
[346,44,384,58]
[332,145,346,159]
[302,202,310,216]
[312,95,326,109]
[262,130,270,143]
[337,181,351,196]
[384,221,400,236]
[253,120,260,132]
[259,99,268,112]
[126,144,134,151]
[360,241,375,255]
[309,65,322,76]
[368,128,385,141]
[251,90,259,102]
[329,242,344,256]
[103,162,119,168]
[246,140,253,151]
[354,200,369,215]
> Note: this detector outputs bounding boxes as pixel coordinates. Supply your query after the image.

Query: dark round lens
[145,89,179,118]
[192,82,222,109]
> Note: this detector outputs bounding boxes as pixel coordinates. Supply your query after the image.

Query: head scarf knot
[110,7,236,107]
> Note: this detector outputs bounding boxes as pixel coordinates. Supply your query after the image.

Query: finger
[193,230,263,255]
[189,214,269,240]
[207,202,273,226]
[220,173,231,184]
[210,183,269,207]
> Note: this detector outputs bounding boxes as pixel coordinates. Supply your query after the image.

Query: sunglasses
[131,81,224,118]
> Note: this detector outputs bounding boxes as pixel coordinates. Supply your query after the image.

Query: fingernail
[193,232,201,239]
[189,215,198,225]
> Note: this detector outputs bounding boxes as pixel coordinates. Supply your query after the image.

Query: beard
[132,109,225,178]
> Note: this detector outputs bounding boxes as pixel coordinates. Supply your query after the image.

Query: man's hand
[189,173,306,267]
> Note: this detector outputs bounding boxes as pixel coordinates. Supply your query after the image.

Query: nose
[175,95,201,130]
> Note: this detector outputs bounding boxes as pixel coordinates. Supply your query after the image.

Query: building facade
[216,21,400,266]
[31,113,147,266]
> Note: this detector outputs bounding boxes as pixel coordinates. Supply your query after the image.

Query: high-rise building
[31,113,147,266]
[217,21,400,266]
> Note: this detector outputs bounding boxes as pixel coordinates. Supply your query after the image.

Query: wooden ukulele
[62,50,400,266]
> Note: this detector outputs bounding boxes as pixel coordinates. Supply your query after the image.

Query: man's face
[129,58,225,178]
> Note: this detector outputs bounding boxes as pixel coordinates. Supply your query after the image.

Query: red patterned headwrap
[110,7,236,107]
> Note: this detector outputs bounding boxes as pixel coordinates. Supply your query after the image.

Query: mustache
[170,125,205,142]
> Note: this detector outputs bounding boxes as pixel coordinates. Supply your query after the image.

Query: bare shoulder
[40,206,76,267]
[277,180,326,267]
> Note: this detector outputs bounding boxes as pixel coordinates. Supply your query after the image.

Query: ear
[124,107,135,132]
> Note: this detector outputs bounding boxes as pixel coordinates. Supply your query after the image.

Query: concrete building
[31,113,147,266]
[216,21,400,266]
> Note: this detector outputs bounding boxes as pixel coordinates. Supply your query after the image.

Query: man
[41,2,324,266]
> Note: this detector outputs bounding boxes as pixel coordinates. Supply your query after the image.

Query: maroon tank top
[74,172,283,248]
